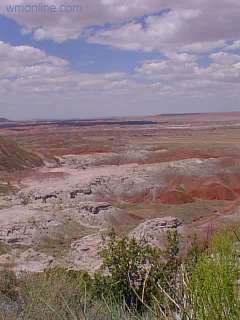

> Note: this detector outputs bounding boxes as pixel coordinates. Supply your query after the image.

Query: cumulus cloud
[0,0,239,67]
[0,0,239,52]
[0,41,139,99]
[89,9,203,52]
[225,40,240,51]
[180,41,227,54]
[0,0,240,118]
[88,1,240,54]
[136,51,240,99]
[0,41,67,79]
[1,41,240,103]
[0,0,179,42]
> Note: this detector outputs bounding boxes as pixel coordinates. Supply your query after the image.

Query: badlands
[1,112,240,272]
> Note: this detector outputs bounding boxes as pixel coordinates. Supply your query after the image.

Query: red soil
[189,182,237,201]
[165,175,238,202]
[158,190,194,205]
[123,174,239,205]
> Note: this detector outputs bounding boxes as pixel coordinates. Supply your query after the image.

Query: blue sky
[0,14,165,75]
[0,1,240,120]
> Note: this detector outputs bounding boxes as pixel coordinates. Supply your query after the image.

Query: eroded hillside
[0,136,43,171]
[1,113,240,272]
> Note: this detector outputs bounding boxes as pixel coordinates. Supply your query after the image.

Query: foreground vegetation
[0,228,240,319]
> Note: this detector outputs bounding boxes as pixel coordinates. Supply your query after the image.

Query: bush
[189,230,240,320]
[1,228,240,319]
[94,229,180,312]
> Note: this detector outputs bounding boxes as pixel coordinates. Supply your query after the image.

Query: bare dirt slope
[0,136,43,171]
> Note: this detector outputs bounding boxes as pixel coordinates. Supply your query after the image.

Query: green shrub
[1,228,240,319]
[189,230,240,320]
[0,270,18,302]
[185,235,208,272]
[94,229,180,312]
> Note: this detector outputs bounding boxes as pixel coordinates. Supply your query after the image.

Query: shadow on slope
[0,135,43,171]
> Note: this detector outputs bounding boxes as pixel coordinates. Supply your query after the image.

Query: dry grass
[129,128,240,152]
[35,222,96,258]
[113,200,225,234]
[0,242,10,256]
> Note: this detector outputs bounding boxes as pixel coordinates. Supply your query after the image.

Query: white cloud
[210,52,240,64]
[181,41,226,54]
[0,41,136,97]
[88,9,203,52]
[0,0,239,52]
[136,51,240,98]
[0,0,180,43]
[1,42,240,107]
[0,2,240,118]
[225,40,240,51]
[88,1,240,54]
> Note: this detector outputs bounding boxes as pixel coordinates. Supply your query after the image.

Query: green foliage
[20,268,93,320]
[0,270,19,302]
[14,268,152,320]
[185,235,208,272]
[1,228,240,319]
[94,229,180,311]
[189,230,240,320]
[164,230,180,276]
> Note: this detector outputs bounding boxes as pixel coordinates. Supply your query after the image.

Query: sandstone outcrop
[69,234,102,272]
[0,249,54,273]
[131,217,183,248]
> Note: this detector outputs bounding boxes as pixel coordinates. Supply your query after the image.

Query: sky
[0,0,240,120]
